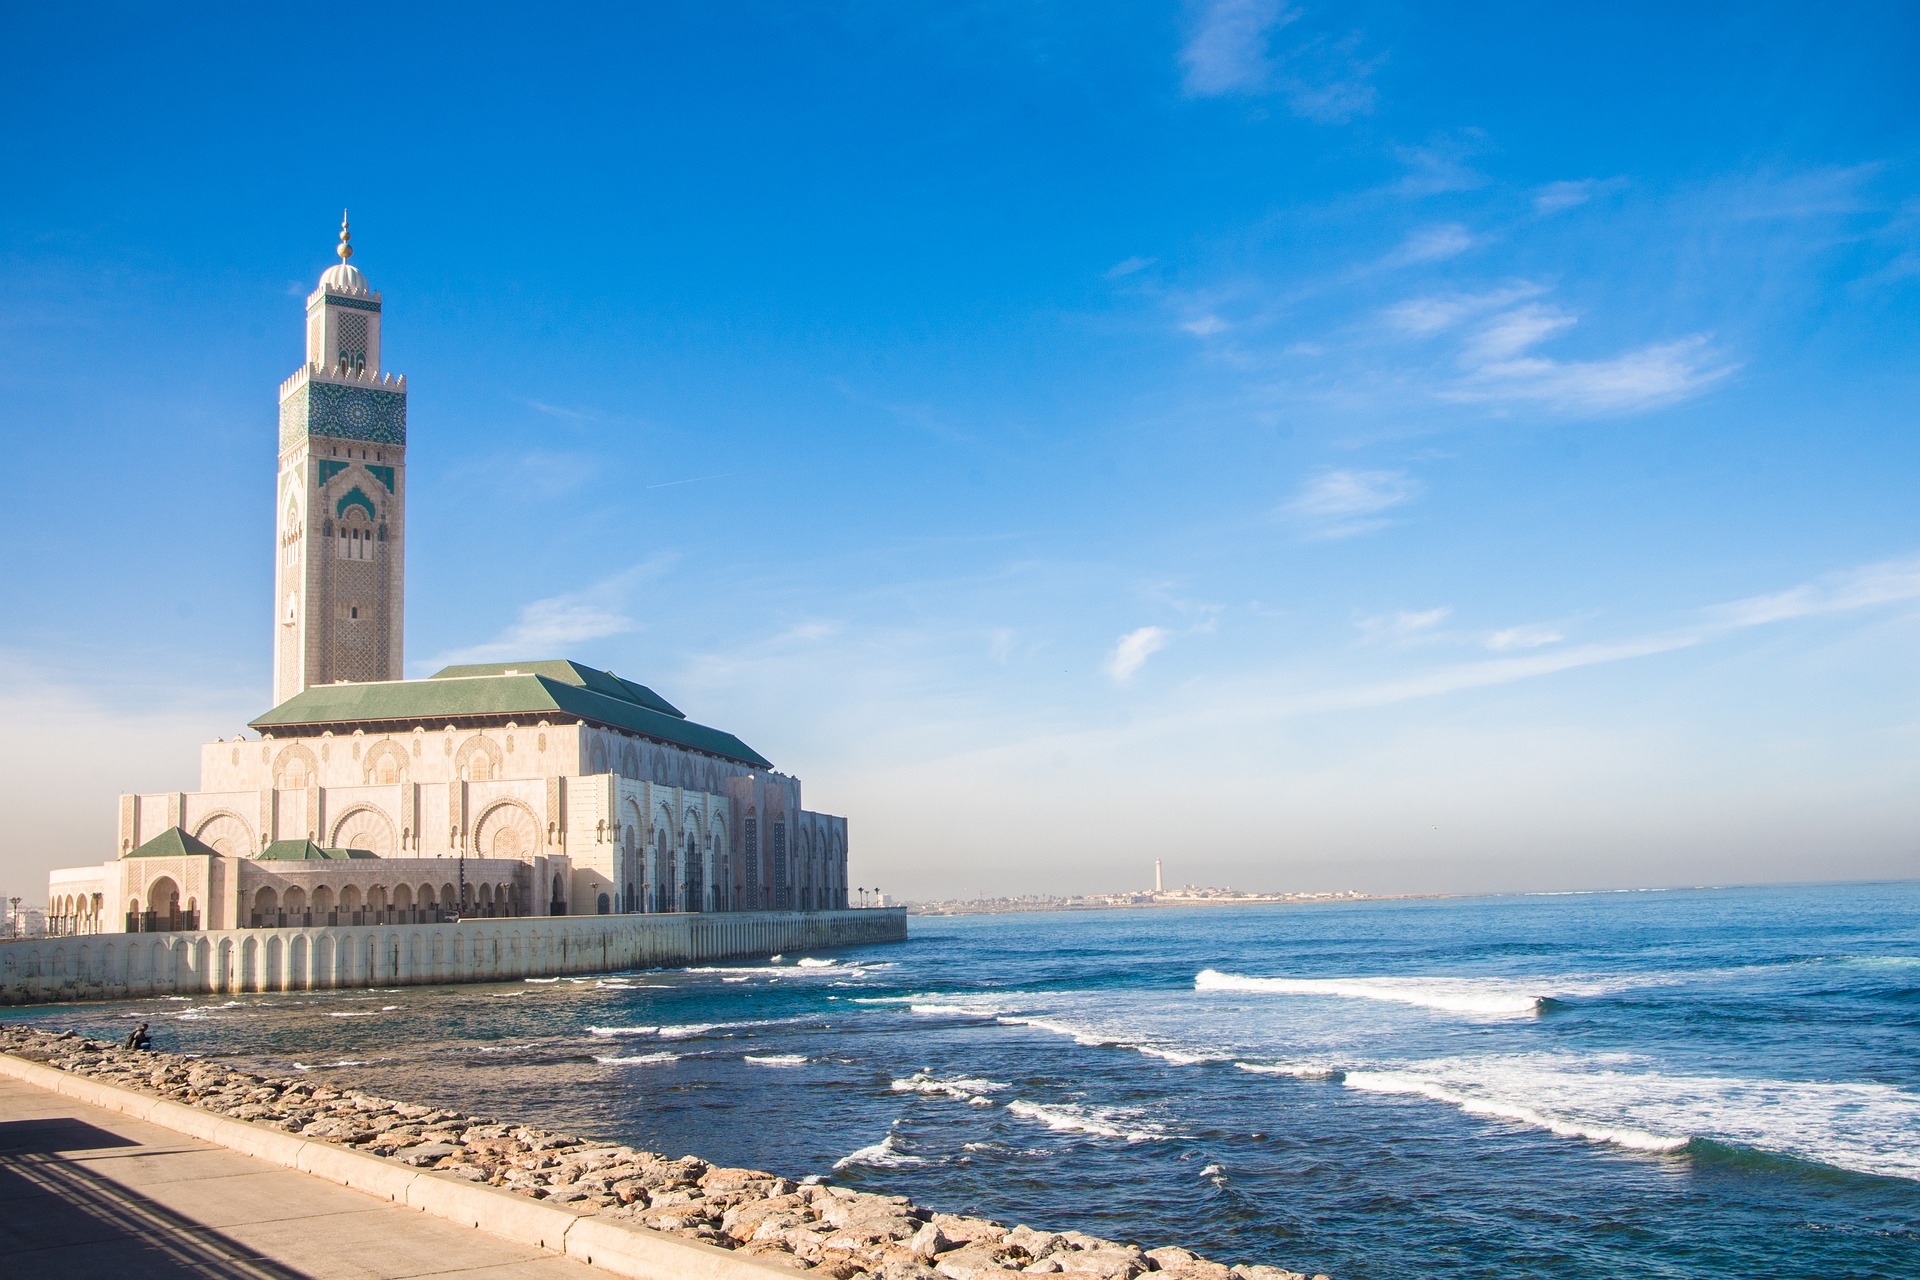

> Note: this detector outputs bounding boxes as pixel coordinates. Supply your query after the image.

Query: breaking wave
[1005,1099,1174,1143]
[1196,968,1553,1015]
[595,1051,681,1065]
[833,1130,926,1170]
[891,1072,1009,1104]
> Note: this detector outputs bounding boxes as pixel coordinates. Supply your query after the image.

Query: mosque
[45,219,849,937]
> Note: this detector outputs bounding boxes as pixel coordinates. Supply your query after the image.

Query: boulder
[934,1245,1017,1280]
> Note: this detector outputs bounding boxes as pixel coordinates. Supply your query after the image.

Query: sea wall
[0,907,906,1005]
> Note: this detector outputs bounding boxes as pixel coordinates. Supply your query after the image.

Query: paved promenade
[0,1074,593,1279]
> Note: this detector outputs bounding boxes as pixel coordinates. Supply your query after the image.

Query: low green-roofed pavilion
[126,827,221,859]
[247,658,772,769]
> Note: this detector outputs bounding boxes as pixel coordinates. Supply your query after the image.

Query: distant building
[46,219,848,935]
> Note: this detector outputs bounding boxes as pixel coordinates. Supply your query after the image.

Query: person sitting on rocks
[124,1022,152,1051]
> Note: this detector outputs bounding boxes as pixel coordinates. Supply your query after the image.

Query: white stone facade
[46,222,850,935]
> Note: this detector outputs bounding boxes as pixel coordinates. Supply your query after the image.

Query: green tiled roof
[126,827,220,859]
[248,659,772,769]
[429,660,684,719]
[258,840,378,861]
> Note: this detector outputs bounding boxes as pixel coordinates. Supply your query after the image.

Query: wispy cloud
[524,399,602,421]
[1357,606,1451,644]
[1180,0,1296,96]
[646,472,734,490]
[1381,223,1482,268]
[1383,283,1546,335]
[1485,623,1565,651]
[1106,256,1156,279]
[427,560,672,667]
[1283,468,1422,539]
[1107,626,1170,684]
[1528,177,1620,214]
[1393,139,1488,197]
[1179,1,1377,121]
[1445,332,1735,415]
[1386,284,1738,416]
[1706,557,1920,629]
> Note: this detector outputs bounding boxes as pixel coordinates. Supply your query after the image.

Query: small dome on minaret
[319,210,370,294]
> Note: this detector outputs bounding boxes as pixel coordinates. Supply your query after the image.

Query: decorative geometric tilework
[335,313,369,371]
[336,486,377,521]
[366,464,396,493]
[323,293,382,312]
[317,460,350,487]
[280,381,407,449]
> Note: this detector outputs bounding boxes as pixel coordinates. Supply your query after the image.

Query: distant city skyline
[2,4,1916,898]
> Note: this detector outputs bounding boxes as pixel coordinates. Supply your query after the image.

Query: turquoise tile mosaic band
[280,381,407,448]
[317,293,382,312]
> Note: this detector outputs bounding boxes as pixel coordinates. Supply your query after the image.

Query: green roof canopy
[429,660,685,719]
[257,840,379,861]
[248,659,772,769]
[126,827,221,859]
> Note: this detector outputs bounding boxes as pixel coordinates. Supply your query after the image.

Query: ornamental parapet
[278,362,407,401]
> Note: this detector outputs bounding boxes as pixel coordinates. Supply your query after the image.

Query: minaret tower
[271,213,407,705]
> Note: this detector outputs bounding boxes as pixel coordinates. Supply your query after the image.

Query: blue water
[10,882,1920,1278]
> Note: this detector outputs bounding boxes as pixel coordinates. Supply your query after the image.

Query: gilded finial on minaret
[337,210,353,261]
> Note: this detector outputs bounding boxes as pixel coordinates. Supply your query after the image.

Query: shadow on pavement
[0,1117,309,1278]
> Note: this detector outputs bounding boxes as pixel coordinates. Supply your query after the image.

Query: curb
[0,1051,801,1280]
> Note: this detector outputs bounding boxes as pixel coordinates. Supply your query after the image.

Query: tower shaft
[271,219,407,705]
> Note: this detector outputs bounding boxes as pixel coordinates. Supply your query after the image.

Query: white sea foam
[1196,968,1550,1015]
[524,977,560,984]
[326,1005,398,1018]
[291,1058,378,1070]
[891,1072,1010,1103]
[796,958,836,968]
[595,1051,680,1065]
[1005,1099,1173,1143]
[1234,1060,1343,1081]
[745,1054,809,1066]
[995,1014,1114,1045]
[660,1017,807,1039]
[911,1003,997,1017]
[833,1131,926,1170]
[173,1000,247,1021]
[1340,1054,1920,1179]
[587,1025,660,1038]
[1345,1070,1688,1152]
[1137,1045,1216,1066]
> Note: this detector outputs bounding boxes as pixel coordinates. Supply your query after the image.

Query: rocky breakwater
[1,1026,1327,1280]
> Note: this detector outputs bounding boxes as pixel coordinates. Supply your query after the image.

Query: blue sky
[2,3,1917,898]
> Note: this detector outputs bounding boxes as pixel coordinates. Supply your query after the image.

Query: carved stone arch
[588,735,609,775]
[272,743,319,790]
[330,805,396,856]
[473,800,539,859]
[192,810,254,856]
[623,798,644,851]
[363,739,409,785]
[621,742,640,779]
[454,734,502,783]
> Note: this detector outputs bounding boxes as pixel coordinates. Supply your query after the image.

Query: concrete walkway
[0,1075,596,1279]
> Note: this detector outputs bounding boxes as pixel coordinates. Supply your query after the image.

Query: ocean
[8,881,1918,1278]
